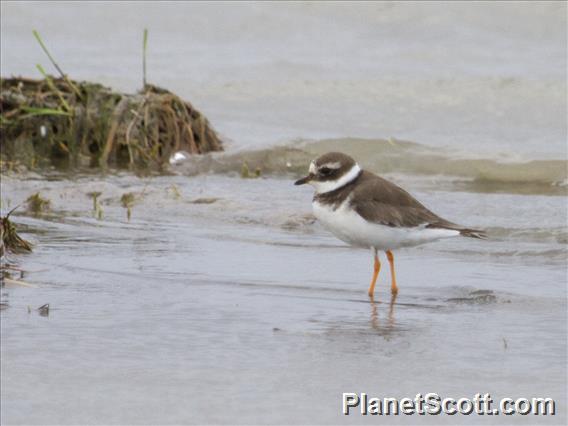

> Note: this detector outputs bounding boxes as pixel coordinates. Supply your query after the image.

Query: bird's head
[294,152,361,194]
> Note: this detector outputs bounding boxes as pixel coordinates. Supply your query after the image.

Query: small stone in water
[38,304,49,316]
[169,151,191,165]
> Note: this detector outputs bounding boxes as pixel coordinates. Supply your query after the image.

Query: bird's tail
[459,228,487,239]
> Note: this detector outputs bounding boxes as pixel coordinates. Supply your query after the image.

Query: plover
[295,152,485,298]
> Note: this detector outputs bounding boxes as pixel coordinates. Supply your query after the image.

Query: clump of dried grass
[1,78,223,171]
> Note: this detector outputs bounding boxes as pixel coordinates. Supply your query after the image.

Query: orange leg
[368,251,381,298]
[386,250,399,295]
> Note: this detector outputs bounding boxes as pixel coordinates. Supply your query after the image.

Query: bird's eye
[319,167,332,176]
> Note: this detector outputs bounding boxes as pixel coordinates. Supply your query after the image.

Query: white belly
[312,199,459,250]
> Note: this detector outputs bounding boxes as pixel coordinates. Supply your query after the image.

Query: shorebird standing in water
[295,152,485,298]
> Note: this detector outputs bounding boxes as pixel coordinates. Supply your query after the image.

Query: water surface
[1,1,567,424]
[1,172,566,424]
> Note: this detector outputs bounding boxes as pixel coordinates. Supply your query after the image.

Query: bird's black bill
[294,175,312,185]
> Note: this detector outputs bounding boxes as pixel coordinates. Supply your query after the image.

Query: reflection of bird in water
[370,294,397,338]
[295,152,486,298]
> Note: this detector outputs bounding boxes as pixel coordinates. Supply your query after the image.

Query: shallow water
[1,1,567,425]
[1,2,566,158]
[1,172,566,424]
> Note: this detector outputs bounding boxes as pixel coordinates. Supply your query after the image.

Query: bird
[294,152,486,298]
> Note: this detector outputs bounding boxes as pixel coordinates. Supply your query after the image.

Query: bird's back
[353,170,486,238]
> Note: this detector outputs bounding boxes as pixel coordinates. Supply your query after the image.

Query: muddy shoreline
[1,170,566,424]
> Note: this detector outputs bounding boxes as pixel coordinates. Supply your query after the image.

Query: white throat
[310,164,361,194]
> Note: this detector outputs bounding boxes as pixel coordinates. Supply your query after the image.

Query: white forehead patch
[309,161,317,174]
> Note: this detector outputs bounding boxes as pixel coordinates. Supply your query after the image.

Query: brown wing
[351,171,461,229]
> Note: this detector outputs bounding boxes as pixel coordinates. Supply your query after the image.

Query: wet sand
[1,174,566,424]
[1,1,566,423]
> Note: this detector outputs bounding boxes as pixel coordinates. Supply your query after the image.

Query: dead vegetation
[1,208,33,257]
[0,30,223,172]
[26,192,51,214]
[120,192,136,221]
[0,78,223,171]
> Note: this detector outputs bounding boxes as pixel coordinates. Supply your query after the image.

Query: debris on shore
[1,30,223,173]
[26,192,51,214]
[1,78,223,171]
[120,192,136,221]
[0,208,32,291]
[240,161,262,179]
[1,209,33,256]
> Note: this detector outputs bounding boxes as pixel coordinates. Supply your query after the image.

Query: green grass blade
[33,30,83,100]
[33,30,65,77]
[36,64,72,112]
[142,28,148,88]
[20,106,70,116]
